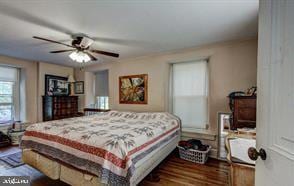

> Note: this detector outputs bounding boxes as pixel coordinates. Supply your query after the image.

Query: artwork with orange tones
[119,74,148,104]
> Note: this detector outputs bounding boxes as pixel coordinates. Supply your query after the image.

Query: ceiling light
[69,51,91,63]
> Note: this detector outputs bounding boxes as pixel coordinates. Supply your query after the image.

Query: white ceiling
[0,0,258,67]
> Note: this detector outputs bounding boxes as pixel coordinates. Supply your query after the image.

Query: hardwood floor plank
[157,169,227,186]
[165,160,229,175]
[141,154,229,186]
[163,159,229,178]
[160,163,229,183]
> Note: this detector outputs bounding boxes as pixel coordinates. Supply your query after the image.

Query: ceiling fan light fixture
[33,36,119,63]
[69,51,91,63]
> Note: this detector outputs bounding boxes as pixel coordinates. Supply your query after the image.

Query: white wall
[82,38,258,155]
[84,71,96,108]
[84,38,258,133]
[74,69,85,112]
[37,62,74,121]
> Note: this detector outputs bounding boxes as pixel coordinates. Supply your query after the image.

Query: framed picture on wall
[119,74,148,104]
[45,74,70,96]
[74,81,84,94]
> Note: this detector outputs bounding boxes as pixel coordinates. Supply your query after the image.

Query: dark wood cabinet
[230,96,256,130]
[43,96,79,121]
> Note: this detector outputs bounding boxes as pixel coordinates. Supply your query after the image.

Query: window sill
[0,123,12,127]
[0,124,12,133]
[181,128,217,141]
[0,122,30,132]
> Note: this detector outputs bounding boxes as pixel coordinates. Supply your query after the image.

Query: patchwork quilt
[21,111,181,185]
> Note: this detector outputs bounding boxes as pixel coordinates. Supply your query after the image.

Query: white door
[255,0,294,185]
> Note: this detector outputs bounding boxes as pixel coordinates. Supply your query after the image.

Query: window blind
[172,60,208,129]
[0,66,18,82]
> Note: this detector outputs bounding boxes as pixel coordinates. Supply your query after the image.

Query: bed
[20,111,181,186]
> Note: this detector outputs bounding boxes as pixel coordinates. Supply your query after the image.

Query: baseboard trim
[209,148,218,159]
[181,128,217,141]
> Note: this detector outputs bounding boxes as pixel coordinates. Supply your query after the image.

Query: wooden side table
[226,133,255,186]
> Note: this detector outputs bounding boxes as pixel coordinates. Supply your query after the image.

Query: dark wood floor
[0,146,229,186]
[140,153,229,186]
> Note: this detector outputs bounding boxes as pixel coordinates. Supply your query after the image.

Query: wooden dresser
[43,96,79,121]
[230,96,256,130]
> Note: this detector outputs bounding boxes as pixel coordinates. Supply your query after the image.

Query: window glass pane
[100,97,105,109]
[172,60,208,129]
[0,67,18,123]
[105,97,109,109]
[0,105,12,122]
[0,96,12,103]
[0,82,13,95]
[96,96,109,109]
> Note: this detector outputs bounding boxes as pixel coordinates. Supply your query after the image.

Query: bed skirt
[22,135,180,186]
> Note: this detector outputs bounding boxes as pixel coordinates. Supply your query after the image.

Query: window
[95,70,109,110]
[0,66,19,124]
[171,60,208,129]
[96,96,109,109]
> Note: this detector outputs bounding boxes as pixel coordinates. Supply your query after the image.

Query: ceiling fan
[33,35,119,63]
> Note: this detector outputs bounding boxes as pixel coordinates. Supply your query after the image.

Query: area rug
[0,151,23,169]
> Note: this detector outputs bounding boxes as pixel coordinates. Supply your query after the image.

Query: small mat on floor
[0,151,23,168]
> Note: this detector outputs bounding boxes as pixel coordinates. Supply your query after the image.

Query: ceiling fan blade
[90,49,119,58]
[85,51,97,61]
[50,49,76,53]
[33,36,74,48]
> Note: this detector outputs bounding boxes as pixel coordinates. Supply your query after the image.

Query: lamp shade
[67,75,75,83]
[69,51,91,63]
